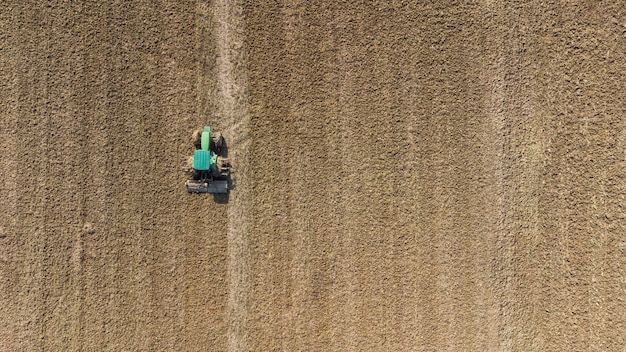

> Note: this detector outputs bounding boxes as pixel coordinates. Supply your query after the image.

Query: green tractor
[185,126,230,194]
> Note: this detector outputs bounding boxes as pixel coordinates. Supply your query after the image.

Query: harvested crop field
[1,1,625,351]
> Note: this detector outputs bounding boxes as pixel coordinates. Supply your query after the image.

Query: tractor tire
[210,132,224,153]
[191,129,202,150]
[216,157,231,177]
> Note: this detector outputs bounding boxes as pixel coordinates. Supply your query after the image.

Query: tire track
[278,3,307,348]
[329,12,360,350]
[212,1,251,350]
[481,2,545,350]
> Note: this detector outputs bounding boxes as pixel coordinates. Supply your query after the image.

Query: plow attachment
[185,179,229,194]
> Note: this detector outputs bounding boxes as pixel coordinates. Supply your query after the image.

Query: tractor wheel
[184,155,194,170]
[191,129,202,150]
[210,132,224,153]
[217,157,230,176]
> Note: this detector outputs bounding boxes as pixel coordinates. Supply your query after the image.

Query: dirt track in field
[2,1,626,351]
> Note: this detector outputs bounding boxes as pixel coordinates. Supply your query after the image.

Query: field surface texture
[1,1,626,351]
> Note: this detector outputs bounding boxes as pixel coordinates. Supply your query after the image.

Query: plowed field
[2,1,625,351]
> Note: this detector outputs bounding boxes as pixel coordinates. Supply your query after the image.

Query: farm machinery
[185,126,231,194]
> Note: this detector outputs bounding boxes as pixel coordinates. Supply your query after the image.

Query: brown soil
[1,1,625,351]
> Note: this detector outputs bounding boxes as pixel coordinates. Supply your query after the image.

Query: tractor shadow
[212,138,233,204]
[213,192,229,204]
